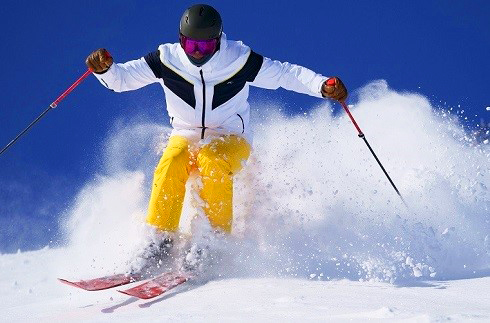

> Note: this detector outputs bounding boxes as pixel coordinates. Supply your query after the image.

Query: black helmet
[179,4,223,66]
[180,4,223,40]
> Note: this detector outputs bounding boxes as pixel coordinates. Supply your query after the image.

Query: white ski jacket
[94,33,328,143]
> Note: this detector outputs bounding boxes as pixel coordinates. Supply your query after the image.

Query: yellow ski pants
[146,135,251,233]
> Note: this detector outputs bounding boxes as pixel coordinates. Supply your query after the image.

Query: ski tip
[117,289,154,300]
[58,278,79,288]
[58,274,140,291]
[58,278,72,284]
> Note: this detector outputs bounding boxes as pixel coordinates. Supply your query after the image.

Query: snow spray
[60,80,489,283]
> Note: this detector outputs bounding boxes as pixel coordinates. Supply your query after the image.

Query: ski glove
[86,49,113,74]
[321,77,348,102]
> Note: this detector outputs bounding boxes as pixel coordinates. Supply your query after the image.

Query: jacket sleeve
[249,56,328,98]
[93,57,159,92]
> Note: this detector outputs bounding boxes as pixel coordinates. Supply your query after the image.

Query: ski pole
[331,81,407,207]
[0,69,92,157]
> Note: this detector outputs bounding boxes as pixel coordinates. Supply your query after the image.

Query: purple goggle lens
[180,35,218,56]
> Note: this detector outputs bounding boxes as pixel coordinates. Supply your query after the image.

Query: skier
[86,4,347,273]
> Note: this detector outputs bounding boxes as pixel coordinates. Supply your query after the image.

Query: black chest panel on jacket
[144,49,264,111]
[144,50,196,109]
[212,51,264,110]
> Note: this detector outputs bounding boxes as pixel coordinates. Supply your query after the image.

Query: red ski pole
[328,79,407,207]
[0,69,92,157]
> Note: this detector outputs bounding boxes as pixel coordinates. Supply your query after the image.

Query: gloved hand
[86,48,113,74]
[321,77,348,102]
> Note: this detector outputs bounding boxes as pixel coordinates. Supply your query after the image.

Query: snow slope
[3,248,490,322]
[2,81,489,321]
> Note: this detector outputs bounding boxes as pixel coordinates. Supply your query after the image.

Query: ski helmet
[179,4,223,66]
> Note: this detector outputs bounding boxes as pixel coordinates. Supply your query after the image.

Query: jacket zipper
[200,70,206,139]
[237,113,245,134]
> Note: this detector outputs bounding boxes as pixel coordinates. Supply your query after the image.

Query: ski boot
[180,244,211,274]
[130,236,174,277]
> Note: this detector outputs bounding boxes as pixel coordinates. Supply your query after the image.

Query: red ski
[58,273,142,291]
[118,272,191,299]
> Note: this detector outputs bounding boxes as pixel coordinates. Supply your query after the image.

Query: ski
[58,273,142,291]
[118,271,191,299]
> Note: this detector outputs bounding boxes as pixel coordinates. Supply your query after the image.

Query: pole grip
[326,78,336,87]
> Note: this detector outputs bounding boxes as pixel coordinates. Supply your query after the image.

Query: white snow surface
[3,248,490,322]
[3,80,490,321]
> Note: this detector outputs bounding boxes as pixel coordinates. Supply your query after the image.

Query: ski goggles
[180,34,218,56]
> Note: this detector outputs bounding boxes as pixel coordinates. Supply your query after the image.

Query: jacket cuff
[93,68,110,75]
[318,77,329,97]
[93,63,117,89]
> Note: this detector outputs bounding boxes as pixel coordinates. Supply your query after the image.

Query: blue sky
[0,0,489,252]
